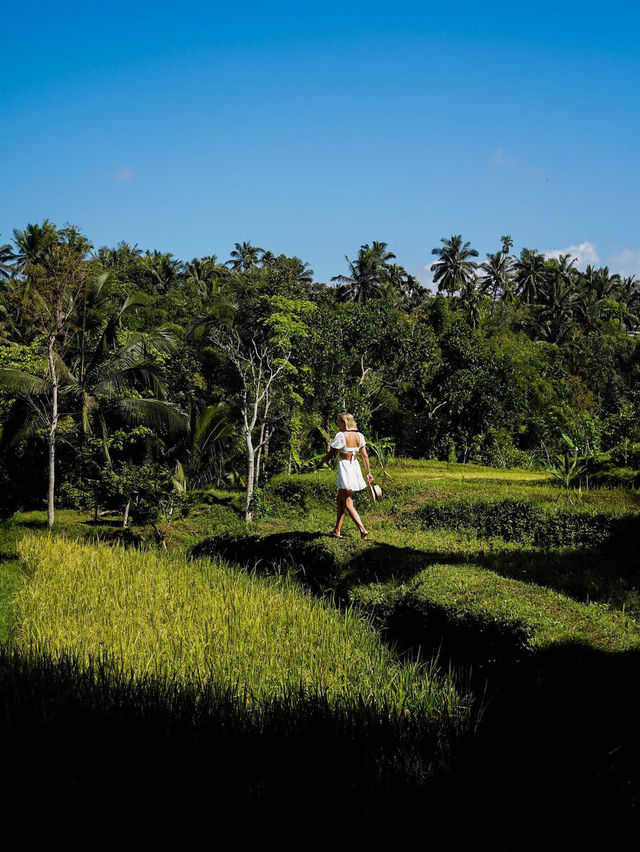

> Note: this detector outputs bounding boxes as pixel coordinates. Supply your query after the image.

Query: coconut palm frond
[115,398,188,438]
[193,403,233,453]
[51,351,78,386]
[187,299,238,340]
[0,368,48,396]
[88,291,150,358]
[141,324,182,355]
[117,291,150,320]
[0,398,46,447]
[92,359,168,398]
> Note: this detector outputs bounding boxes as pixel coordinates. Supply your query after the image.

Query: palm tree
[171,401,233,489]
[141,251,184,293]
[95,241,143,269]
[500,235,514,255]
[184,256,221,299]
[332,249,382,303]
[535,267,578,343]
[10,220,59,273]
[479,251,514,306]
[292,257,314,285]
[6,221,63,341]
[0,242,13,278]
[366,241,396,268]
[458,278,482,329]
[617,276,640,330]
[514,248,547,305]
[583,265,620,301]
[226,241,264,272]
[575,266,620,330]
[430,235,478,296]
[0,272,186,526]
[332,241,399,303]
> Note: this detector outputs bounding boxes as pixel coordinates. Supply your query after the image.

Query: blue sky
[2,0,639,284]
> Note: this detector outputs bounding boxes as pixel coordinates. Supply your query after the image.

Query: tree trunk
[264,425,271,465]
[47,335,58,529]
[123,496,131,528]
[255,420,266,485]
[245,437,255,522]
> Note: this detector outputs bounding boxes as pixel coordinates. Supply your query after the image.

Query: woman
[318,412,373,539]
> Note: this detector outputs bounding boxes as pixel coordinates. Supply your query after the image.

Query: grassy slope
[13,531,468,720]
[219,461,640,656]
[2,460,638,658]
[2,461,639,830]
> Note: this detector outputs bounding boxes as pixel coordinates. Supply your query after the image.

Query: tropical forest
[1,221,639,838]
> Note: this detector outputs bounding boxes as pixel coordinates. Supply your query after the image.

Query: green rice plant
[12,532,472,727]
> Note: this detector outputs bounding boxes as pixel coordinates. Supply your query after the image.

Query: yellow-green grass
[350,562,640,654]
[193,475,640,655]
[269,463,640,513]
[195,521,640,655]
[12,532,470,723]
[5,458,639,664]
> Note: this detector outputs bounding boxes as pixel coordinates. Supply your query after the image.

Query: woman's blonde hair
[338,412,357,431]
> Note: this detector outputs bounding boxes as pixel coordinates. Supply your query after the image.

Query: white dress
[330,431,367,491]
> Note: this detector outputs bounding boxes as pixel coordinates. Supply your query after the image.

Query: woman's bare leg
[345,493,368,539]
[333,490,347,536]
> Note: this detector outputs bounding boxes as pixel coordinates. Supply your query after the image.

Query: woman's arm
[359,446,373,482]
[318,446,338,467]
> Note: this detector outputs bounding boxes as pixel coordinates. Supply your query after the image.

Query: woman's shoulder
[330,431,346,448]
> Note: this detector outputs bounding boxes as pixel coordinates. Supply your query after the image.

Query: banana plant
[545,432,589,500]
[365,435,395,479]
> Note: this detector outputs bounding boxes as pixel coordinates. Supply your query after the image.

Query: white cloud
[543,242,599,270]
[490,147,517,167]
[407,263,435,290]
[115,167,134,182]
[609,249,640,278]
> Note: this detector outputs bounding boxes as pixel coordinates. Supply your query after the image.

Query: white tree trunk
[123,496,131,528]
[47,335,58,529]
[245,436,255,522]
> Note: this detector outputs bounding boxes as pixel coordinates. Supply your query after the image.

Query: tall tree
[514,248,547,305]
[141,251,184,293]
[192,288,315,520]
[430,235,478,297]
[226,241,264,273]
[479,250,514,306]
[3,225,90,526]
[332,250,382,303]
[332,241,397,303]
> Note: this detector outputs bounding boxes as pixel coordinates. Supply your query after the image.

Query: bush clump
[416,498,639,550]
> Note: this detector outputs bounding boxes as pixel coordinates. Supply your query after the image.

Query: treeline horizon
[0,220,639,525]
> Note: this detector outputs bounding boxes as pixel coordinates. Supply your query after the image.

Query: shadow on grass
[16,518,50,530]
[0,644,460,822]
[191,531,336,591]
[454,640,640,838]
[4,640,634,837]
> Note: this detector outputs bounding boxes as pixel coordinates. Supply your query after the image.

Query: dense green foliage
[1,222,639,525]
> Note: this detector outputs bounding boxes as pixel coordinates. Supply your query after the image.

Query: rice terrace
[2,1,640,843]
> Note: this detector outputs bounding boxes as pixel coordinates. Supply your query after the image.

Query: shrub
[610,442,640,469]
[416,498,639,550]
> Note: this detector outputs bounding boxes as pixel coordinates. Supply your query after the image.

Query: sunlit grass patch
[13,532,471,726]
[351,562,640,656]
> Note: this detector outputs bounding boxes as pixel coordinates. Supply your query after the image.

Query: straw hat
[367,481,383,503]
